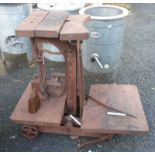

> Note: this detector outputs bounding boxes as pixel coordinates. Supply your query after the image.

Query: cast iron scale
[10,10,149,149]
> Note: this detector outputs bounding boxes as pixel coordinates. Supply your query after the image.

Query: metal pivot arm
[91,53,104,69]
[33,38,47,96]
[85,93,136,118]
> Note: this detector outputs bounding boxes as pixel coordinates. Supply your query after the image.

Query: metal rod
[94,56,103,69]
[69,114,82,126]
[34,38,47,95]
[85,94,136,118]
[107,112,127,116]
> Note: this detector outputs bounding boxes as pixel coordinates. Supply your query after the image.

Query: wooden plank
[60,15,90,40]
[35,11,68,38]
[77,41,85,118]
[10,82,66,126]
[16,11,48,37]
[65,51,77,114]
[39,126,108,138]
[82,84,149,134]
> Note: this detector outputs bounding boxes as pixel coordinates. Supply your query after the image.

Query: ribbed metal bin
[0,4,32,63]
[79,5,129,73]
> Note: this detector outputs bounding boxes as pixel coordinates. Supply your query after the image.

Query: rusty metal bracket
[77,134,113,151]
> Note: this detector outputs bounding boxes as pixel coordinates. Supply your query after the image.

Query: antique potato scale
[10,11,149,149]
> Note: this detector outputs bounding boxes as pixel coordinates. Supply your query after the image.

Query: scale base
[10,83,149,138]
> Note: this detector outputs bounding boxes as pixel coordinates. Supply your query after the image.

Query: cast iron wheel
[21,125,39,139]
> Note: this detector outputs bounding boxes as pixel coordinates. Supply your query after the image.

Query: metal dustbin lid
[37,3,85,11]
[79,5,129,20]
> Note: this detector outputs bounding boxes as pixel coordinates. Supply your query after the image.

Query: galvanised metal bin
[79,5,129,73]
[0,4,32,63]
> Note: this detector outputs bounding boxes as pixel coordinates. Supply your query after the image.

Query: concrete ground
[0,4,155,152]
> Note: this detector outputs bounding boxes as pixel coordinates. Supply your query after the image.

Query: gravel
[0,4,155,152]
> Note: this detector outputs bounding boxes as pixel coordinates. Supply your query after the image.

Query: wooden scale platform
[10,10,148,147]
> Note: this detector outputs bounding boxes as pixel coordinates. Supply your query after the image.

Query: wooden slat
[10,82,66,126]
[77,41,85,118]
[16,11,48,37]
[35,11,68,38]
[82,84,149,134]
[60,15,90,40]
[39,126,108,138]
[65,51,77,114]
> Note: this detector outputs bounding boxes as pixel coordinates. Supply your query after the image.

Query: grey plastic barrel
[0,4,32,63]
[37,3,85,62]
[79,5,129,73]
